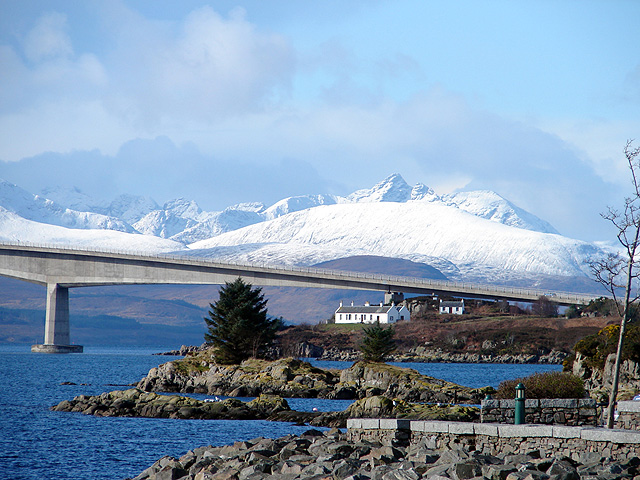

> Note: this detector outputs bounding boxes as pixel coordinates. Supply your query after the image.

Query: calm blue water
[0,345,561,480]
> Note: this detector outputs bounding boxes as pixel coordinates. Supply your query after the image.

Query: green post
[514,382,525,425]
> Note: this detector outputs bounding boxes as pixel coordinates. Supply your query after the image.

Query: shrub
[495,371,585,399]
[574,323,640,369]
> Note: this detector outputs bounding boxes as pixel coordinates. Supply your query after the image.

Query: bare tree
[590,139,640,428]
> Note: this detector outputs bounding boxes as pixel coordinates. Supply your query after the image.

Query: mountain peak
[347,173,413,203]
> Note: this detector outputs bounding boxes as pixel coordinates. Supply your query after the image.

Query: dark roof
[335,305,393,314]
[440,301,464,308]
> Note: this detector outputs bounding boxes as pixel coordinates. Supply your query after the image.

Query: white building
[439,299,465,315]
[334,301,410,324]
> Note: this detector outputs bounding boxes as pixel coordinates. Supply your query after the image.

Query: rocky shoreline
[52,389,479,428]
[157,344,568,365]
[125,427,638,480]
[319,347,568,364]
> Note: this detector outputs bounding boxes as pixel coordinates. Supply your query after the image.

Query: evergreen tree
[204,278,280,364]
[359,321,397,363]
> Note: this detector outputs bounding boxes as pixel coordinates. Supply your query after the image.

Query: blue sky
[0,1,639,242]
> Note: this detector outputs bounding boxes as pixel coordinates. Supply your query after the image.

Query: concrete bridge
[0,242,600,353]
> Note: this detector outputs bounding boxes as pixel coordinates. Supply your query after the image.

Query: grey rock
[332,458,362,478]
[452,461,483,480]
[545,459,578,480]
[381,468,420,480]
[482,464,518,480]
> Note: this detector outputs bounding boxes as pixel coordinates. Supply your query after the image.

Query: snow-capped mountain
[347,173,437,203]
[189,201,598,281]
[0,205,184,252]
[129,174,557,242]
[0,173,606,291]
[0,180,135,233]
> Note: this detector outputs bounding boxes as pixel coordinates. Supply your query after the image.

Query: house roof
[335,305,393,314]
[440,301,464,308]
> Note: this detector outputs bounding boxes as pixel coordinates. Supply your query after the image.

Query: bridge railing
[0,240,600,303]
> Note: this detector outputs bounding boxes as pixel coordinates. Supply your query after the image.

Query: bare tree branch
[592,139,640,428]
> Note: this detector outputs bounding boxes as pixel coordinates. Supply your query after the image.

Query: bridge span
[0,242,600,353]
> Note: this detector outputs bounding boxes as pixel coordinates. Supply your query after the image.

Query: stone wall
[347,419,640,464]
[481,398,598,426]
[615,401,640,430]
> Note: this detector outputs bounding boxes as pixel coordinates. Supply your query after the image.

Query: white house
[439,299,465,315]
[334,301,410,324]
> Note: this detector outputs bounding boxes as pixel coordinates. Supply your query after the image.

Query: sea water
[0,345,561,480]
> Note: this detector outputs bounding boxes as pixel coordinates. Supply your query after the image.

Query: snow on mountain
[0,179,135,233]
[0,206,184,252]
[189,202,600,281]
[171,205,265,244]
[442,190,560,235]
[263,194,340,220]
[347,173,414,203]
[102,194,159,224]
[133,198,206,238]
[41,186,159,225]
[40,185,108,213]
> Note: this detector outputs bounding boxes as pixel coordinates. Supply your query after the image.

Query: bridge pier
[31,283,83,353]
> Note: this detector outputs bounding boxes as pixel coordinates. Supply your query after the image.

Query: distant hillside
[313,255,447,280]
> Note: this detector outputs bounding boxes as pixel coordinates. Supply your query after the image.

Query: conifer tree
[359,321,397,363]
[204,278,280,364]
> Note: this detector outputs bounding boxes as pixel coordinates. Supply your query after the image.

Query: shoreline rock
[52,389,297,421]
[52,389,480,429]
[125,428,639,480]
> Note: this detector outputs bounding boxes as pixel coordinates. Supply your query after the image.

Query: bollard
[514,382,525,425]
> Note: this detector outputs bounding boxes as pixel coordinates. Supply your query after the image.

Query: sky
[0,0,639,243]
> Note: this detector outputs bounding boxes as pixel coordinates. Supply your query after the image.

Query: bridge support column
[31,284,83,353]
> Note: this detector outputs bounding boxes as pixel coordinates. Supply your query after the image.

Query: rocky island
[136,353,489,405]
[52,355,483,427]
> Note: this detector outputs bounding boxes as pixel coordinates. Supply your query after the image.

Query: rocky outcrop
[572,352,640,400]
[52,389,291,421]
[337,362,484,404]
[126,428,639,480]
[137,355,487,404]
[138,356,340,398]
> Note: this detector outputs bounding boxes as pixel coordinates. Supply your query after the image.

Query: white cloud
[23,12,73,62]
[103,6,295,127]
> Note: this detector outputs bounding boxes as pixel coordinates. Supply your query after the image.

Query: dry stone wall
[615,400,640,430]
[347,419,640,465]
[480,398,598,426]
